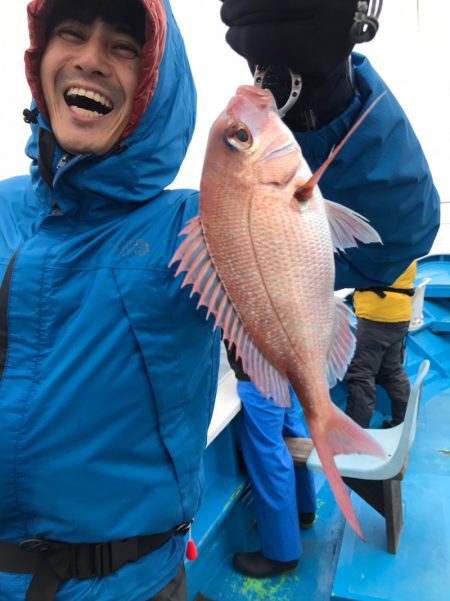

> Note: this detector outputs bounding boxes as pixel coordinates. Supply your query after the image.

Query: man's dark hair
[45,0,146,47]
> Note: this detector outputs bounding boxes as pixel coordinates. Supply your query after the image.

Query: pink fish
[170,85,386,538]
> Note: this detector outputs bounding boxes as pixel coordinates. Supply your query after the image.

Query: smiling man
[0,1,221,600]
[40,2,143,155]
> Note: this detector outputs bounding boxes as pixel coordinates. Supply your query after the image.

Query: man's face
[40,19,142,155]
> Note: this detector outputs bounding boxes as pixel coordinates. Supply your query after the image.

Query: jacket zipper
[0,250,19,380]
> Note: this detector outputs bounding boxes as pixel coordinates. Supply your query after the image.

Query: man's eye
[113,44,140,59]
[57,28,85,42]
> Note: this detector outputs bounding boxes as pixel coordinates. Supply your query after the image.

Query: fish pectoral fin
[308,404,386,540]
[169,215,291,407]
[325,199,382,250]
[326,298,356,387]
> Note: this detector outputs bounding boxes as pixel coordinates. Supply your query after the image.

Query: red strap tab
[185,538,197,561]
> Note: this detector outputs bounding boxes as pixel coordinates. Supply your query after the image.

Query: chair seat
[306,360,429,483]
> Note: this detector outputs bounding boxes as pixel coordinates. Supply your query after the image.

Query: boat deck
[186,255,450,601]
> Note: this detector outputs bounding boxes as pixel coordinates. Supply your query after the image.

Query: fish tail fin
[308,404,386,540]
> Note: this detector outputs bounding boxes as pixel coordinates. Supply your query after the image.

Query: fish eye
[235,128,249,142]
[226,123,253,150]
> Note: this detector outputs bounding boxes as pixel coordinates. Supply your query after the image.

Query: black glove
[220,0,360,130]
[220,0,358,80]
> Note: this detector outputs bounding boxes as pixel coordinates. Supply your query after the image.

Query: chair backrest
[395,359,430,459]
[409,278,431,331]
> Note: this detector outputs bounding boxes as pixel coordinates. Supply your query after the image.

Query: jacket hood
[23,0,197,211]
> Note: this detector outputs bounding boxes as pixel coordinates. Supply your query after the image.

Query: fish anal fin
[230,333,291,407]
[326,297,356,387]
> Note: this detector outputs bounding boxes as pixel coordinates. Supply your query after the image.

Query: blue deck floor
[189,472,346,601]
[190,377,449,601]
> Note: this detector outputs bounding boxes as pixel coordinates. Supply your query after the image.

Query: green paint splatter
[229,573,301,601]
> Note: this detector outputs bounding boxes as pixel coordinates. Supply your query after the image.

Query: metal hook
[253,66,302,118]
[350,0,383,43]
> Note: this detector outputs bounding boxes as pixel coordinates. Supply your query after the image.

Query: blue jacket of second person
[296,52,440,290]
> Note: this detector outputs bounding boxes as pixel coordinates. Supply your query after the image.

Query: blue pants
[237,380,316,562]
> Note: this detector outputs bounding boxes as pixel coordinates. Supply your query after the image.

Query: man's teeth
[70,106,104,118]
[66,87,113,110]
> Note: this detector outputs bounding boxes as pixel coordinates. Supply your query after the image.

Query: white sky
[1,1,449,253]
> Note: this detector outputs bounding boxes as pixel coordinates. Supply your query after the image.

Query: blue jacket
[0,1,220,599]
[296,53,440,290]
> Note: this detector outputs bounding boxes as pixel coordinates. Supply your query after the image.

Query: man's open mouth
[64,87,113,118]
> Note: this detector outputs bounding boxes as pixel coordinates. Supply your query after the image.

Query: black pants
[345,318,410,428]
[149,561,187,601]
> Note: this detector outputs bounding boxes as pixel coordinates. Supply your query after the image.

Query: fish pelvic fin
[325,199,382,250]
[326,298,356,388]
[169,216,290,406]
[295,92,387,201]
[308,404,387,540]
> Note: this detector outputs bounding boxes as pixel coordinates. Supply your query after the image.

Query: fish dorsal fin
[295,92,387,201]
[326,297,356,387]
[325,199,382,250]
[169,216,291,406]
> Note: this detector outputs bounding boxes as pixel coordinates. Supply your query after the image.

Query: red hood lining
[24,0,167,139]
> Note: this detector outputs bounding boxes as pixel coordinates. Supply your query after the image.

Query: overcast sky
[1,1,448,251]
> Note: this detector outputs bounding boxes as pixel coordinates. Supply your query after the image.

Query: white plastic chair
[306,359,430,480]
[409,278,431,331]
[305,359,430,552]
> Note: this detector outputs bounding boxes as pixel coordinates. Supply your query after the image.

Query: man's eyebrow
[112,24,140,40]
[52,19,140,40]
[52,18,81,27]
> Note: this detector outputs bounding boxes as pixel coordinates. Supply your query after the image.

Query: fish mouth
[229,85,277,115]
[64,87,114,118]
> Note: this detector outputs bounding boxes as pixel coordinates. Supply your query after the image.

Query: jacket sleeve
[295,53,440,290]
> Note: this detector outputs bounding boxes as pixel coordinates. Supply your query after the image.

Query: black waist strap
[0,524,189,601]
[355,286,415,299]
